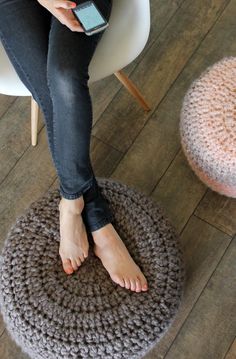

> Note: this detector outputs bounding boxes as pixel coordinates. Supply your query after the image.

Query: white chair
[0,0,151,146]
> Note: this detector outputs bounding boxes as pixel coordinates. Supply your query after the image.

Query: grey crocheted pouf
[0,177,185,359]
[180,56,236,198]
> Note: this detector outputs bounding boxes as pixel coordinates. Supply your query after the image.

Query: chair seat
[0,0,150,96]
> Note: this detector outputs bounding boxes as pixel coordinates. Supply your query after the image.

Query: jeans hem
[59,177,94,200]
[88,215,113,233]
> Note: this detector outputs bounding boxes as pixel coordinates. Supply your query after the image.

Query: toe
[82,241,89,258]
[138,272,148,291]
[130,278,136,291]
[70,258,78,271]
[112,273,125,287]
[135,277,142,292]
[142,283,148,291]
[76,258,82,267]
[63,259,74,274]
[124,278,131,290]
[141,277,148,291]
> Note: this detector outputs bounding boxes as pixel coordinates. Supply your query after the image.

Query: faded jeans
[0,0,115,232]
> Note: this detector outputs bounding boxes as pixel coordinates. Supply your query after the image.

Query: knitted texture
[0,177,185,359]
[180,56,236,197]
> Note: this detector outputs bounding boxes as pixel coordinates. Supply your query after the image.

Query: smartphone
[72,1,109,36]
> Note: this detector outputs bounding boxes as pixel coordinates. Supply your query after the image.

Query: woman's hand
[37,0,85,32]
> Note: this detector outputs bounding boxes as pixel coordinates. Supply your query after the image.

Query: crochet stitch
[180,56,236,198]
[0,177,185,359]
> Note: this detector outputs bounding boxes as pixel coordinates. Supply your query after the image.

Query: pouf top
[180,56,236,187]
[0,178,185,359]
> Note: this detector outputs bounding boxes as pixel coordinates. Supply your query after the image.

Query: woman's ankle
[59,195,85,214]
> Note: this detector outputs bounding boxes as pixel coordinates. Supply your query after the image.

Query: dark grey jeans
[0,0,114,232]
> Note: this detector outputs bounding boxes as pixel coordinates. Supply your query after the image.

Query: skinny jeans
[0,0,115,232]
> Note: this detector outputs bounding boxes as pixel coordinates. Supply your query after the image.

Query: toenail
[64,265,73,274]
[66,269,73,274]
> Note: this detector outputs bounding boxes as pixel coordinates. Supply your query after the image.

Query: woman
[0,0,148,292]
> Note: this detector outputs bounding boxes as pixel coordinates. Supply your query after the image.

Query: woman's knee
[47,64,90,101]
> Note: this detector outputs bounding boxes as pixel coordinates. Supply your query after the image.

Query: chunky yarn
[0,177,185,359]
[180,56,236,197]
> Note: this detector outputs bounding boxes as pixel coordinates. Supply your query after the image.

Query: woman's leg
[0,0,80,274]
[0,0,114,233]
[0,0,111,272]
[0,0,148,291]
[47,0,115,232]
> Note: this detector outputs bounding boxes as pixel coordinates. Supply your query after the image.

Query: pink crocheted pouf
[180,56,236,198]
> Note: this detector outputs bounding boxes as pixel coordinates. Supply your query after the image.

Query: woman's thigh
[47,0,113,87]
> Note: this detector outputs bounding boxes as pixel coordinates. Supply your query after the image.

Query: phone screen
[73,2,106,31]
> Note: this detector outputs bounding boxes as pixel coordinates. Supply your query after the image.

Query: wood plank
[110,0,236,231]
[92,0,229,153]
[151,149,206,233]
[90,135,123,177]
[189,0,236,237]
[0,329,30,359]
[0,96,43,184]
[107,65,190,196]
[195,190,236,236]
[0,95,17,119]
[137,0,185,61]
[91,0,186,127]
[180,0,230,23]
[144,215,231,359]
[0,127,56,252]
[0,316,4,338]
[90,0,186,124]
[163,235,236,359]
[225,339,236,359]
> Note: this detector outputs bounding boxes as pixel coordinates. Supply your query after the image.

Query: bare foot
[58,196,89,274]
[92,223,148,292]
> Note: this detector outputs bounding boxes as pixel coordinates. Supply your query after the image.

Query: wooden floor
[0,0,236,358]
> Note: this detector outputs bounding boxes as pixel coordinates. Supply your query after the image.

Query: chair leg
[31,96,39,146]
[114,70,151,112]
